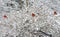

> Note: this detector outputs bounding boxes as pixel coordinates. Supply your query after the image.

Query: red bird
[32,13,35,17]
[3,15,7,19]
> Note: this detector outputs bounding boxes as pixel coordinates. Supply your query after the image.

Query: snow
[0,0,60,37]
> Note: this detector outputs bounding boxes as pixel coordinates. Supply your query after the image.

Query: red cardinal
[32,13,35,17]
[54,11,57,16]
[3,15,7,19]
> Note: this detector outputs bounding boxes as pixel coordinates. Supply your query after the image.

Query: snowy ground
[0,0,60,37]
